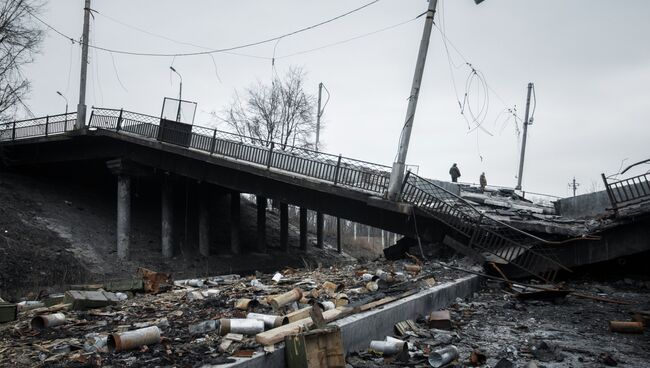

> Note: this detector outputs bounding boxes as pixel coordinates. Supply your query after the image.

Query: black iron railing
[0,112,77,141]
[89,108,391,194]
[602,172,650,210]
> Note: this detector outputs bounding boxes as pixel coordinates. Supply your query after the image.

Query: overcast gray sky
[22,0,650,197]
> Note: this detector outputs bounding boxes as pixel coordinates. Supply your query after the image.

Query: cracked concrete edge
[217,274,481,368]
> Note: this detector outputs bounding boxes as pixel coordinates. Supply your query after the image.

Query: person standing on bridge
[480,172,487,191]
[449,163,461,183]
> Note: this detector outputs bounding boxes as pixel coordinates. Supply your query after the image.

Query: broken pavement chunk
[63,290,121,310]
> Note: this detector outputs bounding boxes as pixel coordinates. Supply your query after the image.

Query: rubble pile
[0,260,461,367]
[348,278,650,367]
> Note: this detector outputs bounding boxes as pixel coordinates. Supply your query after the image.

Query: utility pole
[75,0,91,129]
[316,82,322,151]
[387,0,438,200]
[515,82,534,190]
[568,177,580,197]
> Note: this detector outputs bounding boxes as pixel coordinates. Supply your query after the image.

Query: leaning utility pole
[316,82,323,151]
[515,82,534,191]
[75,0,91,129]
[387,0,438,200]
[568,177,580,197]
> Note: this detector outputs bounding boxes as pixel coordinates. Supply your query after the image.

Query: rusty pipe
[269,288,303,309]
[107,326,161,352]
[31,313,66,331]
[609,321,644,334]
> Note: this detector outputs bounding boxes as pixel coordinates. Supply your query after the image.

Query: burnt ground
[348,275,650,368]
[0,165,353,301]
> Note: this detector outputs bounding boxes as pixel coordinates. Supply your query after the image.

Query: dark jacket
[449,166,461,180]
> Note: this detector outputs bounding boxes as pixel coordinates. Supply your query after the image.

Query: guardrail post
[266,142,275,169]
[209,130,217,154]
[45,115,49,136]
[602,173,618,211]
[11,122,16,140]
[333,154,342,185]
[116,108,124,132]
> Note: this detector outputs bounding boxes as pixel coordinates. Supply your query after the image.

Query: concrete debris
[63,290,122,310]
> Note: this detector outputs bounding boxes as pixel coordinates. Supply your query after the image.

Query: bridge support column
[316,211,324,249]
[198,186,210,257]
[299,208,308,250]
[230,192,241,254]
[280,202,289,251]
[116,175,131,260]
[256,196,267,253]
[161,175,174,258]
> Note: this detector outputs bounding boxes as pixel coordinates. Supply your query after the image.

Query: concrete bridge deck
[0,108,589,282]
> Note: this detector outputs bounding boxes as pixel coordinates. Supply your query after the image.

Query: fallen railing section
[401,172,567,283]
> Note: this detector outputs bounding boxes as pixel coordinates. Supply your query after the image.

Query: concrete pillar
[161,175,174,258]
[299,207,308,250]
[336,217,342,253]
[198,189,210,257]
[280,202,288,251]
[316,212,324,249]
[230,192,241,254]
[256,196,267,253]
[116,175,131,260]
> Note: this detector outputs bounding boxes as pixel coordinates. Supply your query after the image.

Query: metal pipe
[428,345,459,367]
[188,320,219,336]
[246,313,284,329]
[369,338,408,356]
[107,326,161,352]
[269,288,303,309]
[219,318,265,336]
[31,313,66,331]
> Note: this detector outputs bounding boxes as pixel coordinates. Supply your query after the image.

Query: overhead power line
[29,1,383,57]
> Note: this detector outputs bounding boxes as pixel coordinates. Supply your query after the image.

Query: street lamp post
[169,66,183,122]
[56,91,69,130]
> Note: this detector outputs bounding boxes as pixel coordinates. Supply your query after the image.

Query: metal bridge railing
[602,172,650,210]
[0,112,77,142]
[89,107,392,194]
[401,172,567,283]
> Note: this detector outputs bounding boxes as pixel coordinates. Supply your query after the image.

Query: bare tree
[221,67,317,150]
[0,0,43,122]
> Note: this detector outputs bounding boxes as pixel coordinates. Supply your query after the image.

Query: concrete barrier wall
[554,190,611,219]
[220,275,480,368]
[555,180,649,218]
